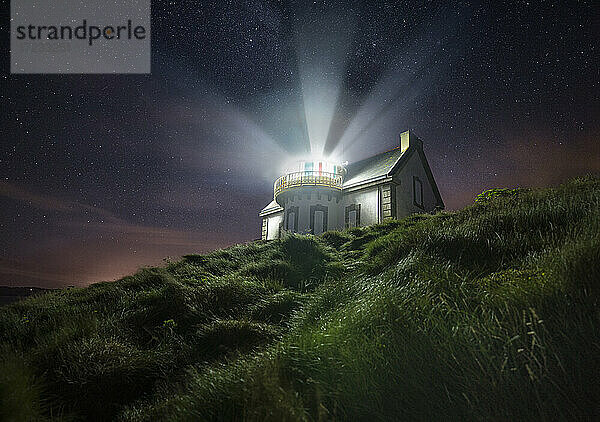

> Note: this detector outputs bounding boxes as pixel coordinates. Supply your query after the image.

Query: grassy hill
[1,177,599,421]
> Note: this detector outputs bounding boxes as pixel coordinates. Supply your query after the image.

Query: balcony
[274,171,343,198]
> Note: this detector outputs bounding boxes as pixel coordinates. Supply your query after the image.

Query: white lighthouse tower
[275,160,346,236]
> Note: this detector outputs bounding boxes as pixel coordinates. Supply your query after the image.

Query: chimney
[400,130,423,153]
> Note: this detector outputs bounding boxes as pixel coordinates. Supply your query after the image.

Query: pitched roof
[259,199,283,216]
[342,135,444,208]
[343,147,405,188]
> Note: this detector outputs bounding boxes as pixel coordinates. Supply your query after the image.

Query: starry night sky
[1,0,598,288]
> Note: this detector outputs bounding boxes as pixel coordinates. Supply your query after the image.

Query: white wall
[265,212,283,240]
[283,191,342,234]
[342,187,380,227]
[394,152,438,217]
[275,187,380,234]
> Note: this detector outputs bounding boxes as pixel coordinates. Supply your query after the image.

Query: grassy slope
[1,177,599,421]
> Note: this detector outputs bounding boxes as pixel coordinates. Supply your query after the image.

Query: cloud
[0,258,73,285]
[0,182,246,288]
[0,180,121,222]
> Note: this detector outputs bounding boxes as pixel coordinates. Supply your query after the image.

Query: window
[345,204,361,228]
[413,176,424,209]
[286,206,299,232]
[314,211,325,234]
[310,205,328,234]
[348,210,357,227]
[261,218,268,240]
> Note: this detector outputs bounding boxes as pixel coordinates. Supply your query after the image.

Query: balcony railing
[274,171,343,198]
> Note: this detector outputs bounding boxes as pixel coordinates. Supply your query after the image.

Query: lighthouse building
[259,130,444,240]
